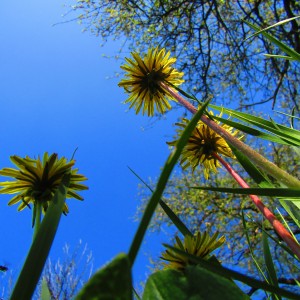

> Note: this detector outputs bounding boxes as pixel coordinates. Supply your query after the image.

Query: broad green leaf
[190,187,300,198]
[142,266,248,300]
[128,100,209,265]
[75,253,132,300]
[163,245,300,299]
[10,174,70,300]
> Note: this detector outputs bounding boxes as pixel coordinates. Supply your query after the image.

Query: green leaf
[210,108,300,146]
[264,54,297,60]
[128,100,210,265]
[246,213,298,260]
[262,231,280,300]
[142,266,248,300]
[231,146,272,188]
[190,187,300,198]
[279,200,300,229]
[127,166,192,237]
[244,19,300,62]
[40,278,51,300]
[212,115,297,146]
[163,245,300,299]
[159,199,192,237]
[10,174,70,300]
[75,253,132,300]
[241,212,268,282]
[245,17,300,41]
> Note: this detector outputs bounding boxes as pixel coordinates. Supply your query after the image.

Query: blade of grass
[246,214,298,260]
[279,200,300,228]
[264,54,297,60]
[10,174,70,300]
[190,187,300,198]
[128,166,192,237]
[128,100,210,266]
[212,115,299,146]
[276,208,299,241]
[209,104,300,144]
[244,20,300,61]
[262,228,280,300]
[241,211,268,282]
[245,17,300,41]
[212,112,300,146]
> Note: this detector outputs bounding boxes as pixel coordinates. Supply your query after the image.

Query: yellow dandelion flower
[0,153,88,214]
[168,113,239,179]
[161,231,225,270]
[118,47,184,116]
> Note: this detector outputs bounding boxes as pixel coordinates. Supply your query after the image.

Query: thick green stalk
[33,202,42,240]
[164,84,300,189]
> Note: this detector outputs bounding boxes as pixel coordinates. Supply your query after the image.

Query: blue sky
[0,0,183,289]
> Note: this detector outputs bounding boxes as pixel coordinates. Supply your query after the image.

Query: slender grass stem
[214,152,300,260]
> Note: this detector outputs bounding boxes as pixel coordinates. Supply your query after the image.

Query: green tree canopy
[70,0,300,110]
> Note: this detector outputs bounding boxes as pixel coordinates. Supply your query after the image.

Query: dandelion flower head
[0,153,88,214]
[119,47,184,116]
[168,112,239,179]
[161,231,225,270]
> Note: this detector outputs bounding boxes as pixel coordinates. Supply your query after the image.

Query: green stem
[33,202,42,240]
[164,83,300,189]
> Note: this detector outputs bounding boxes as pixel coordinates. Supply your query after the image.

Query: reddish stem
[214,152,300,260]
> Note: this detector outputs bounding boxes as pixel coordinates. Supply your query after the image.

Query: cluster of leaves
[69,0,300,110]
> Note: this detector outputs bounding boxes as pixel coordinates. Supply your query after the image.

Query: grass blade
[128,166,192,237]
[128,100,210,265]
[244,20,300,62]
[209,104,300,145]
[241,211,268,282]
[262,229,280,300]
[190,187,300,198]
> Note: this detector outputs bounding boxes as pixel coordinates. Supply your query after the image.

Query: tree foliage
[70,0,300,110]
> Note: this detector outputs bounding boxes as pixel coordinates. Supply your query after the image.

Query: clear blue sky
[0,0,182,289]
